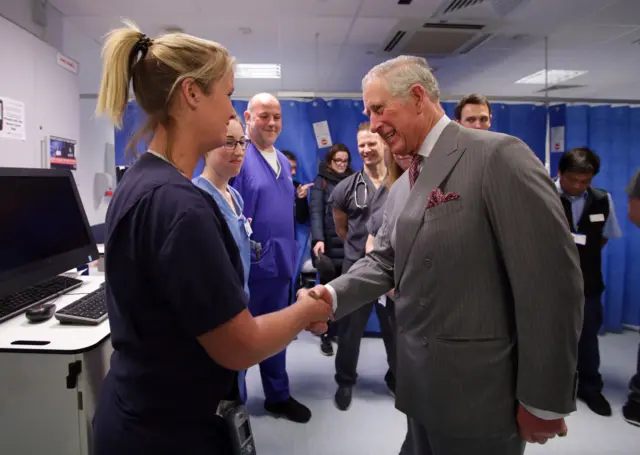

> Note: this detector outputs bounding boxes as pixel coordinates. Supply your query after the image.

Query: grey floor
[243,330,640,455]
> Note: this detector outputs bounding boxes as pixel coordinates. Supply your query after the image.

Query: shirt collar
[555,179,587,200]
[417,114,451,159]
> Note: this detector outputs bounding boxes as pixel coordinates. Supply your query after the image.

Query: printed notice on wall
[550,126,565,153]
[312,120,333,149]
[0,96,26,141]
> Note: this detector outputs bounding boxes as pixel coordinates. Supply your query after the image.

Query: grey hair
[362,56,440,101]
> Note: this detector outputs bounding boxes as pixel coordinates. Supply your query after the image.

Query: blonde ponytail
[95,20,143,128]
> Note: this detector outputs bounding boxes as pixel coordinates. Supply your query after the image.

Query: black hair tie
[136,34,153,56]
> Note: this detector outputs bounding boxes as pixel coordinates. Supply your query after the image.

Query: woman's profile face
[205,119,246,179]
[330,151,349,174]
[197,70,236,153]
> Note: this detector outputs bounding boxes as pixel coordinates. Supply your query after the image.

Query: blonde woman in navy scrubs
[193,112,251,401]
[92,22,333,455]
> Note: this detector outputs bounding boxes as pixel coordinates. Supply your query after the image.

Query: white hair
[362,56,440,101]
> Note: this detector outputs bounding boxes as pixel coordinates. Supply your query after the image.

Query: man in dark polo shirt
[556,147,622,417]
[623,169,640,427]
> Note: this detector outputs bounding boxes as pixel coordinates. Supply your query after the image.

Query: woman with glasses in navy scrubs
[193,112,251,402]
[92,22,332,455]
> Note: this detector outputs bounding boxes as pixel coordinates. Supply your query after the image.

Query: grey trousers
[408,418,526,455]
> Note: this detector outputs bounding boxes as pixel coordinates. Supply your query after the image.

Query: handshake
[295,285,335,334]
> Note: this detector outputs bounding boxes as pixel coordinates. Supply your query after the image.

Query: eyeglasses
[332,158,348,164]
[225,138,247,150]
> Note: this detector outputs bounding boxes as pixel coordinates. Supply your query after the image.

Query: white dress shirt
[325,114,567,420]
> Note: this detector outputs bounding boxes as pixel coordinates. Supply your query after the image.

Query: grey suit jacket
[328,122,584,437]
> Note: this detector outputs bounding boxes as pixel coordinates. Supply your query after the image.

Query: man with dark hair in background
[623,169,640,427]
[454,93,492,130]
[281,150,311,224]
[556,147,622,417]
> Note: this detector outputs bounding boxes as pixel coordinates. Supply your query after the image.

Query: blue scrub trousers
[248,277,291,403]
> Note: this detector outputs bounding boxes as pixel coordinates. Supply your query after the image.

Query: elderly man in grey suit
[303,56,584,455]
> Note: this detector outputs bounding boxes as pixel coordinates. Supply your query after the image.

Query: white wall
[63,20,115,225]
[0,0,64,50]
[0,12,114,226]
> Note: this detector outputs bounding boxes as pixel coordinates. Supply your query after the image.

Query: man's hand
[296,183,314,199]
[517,404,568,445]
[297,286,334,334]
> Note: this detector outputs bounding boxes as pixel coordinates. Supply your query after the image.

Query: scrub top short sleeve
[155,203,248,338]
[329,177,351,213]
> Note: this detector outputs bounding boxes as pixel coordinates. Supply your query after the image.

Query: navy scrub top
[93,152,248,455]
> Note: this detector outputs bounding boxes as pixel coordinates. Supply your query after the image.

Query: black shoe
[578,391,612,416]
[622,399,640,427]
[264,397,311,423]
[320,337,334,356]
[334,386,352,411]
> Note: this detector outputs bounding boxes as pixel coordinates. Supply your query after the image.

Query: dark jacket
[292,180,310,224]
[310,164,352,267]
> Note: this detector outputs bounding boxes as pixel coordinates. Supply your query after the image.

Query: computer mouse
[25,303,57,323]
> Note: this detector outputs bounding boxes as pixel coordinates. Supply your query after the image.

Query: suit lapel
[395,122,466,281]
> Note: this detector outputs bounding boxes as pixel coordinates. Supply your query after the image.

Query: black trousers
[577,294,604,396]
[334,282,396,386]
[630,342,640,403]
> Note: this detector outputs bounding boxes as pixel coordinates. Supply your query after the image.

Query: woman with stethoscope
[327,121,397,412]
[192,112,252,403]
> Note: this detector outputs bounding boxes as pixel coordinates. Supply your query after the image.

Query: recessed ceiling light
[235,64,281,79]
[238,27,252,35]
[516,69,587,85]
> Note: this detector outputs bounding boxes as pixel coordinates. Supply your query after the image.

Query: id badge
[243,219,253,237]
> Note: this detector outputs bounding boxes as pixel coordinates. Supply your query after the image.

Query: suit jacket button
[422,337,428,346]
[419,298,427,307]
[398,325,404,333]
[424,259,432,267]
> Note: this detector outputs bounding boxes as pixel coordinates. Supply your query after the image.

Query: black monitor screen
[0,175,93,275]
[116,166,128,183]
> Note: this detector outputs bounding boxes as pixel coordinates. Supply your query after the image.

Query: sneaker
[334,385,352,411]
[320,337,334,356]
[578,391,612,417]
[264,397,311,423]
[622,399,640,427]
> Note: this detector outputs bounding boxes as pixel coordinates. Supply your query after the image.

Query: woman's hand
[313,241,325,257]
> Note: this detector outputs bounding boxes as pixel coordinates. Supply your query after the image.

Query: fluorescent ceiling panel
[235,64,281,79]
[515,69,587,85]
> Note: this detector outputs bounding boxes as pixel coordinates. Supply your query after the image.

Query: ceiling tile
[359,0,443,19]
[348,17,398,46]
[590,0,640,26]
[280,16,353,46]
[549,23,637,48]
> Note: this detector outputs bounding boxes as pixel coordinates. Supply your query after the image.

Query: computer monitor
[0,167,99,300]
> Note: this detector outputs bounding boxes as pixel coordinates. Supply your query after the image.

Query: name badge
[590,214,605,222]
[243,219,253,237]
[572,233,587,245]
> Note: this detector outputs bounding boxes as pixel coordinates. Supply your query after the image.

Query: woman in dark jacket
[310,143,353,356]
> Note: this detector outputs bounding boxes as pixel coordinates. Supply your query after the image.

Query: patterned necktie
[409,154,422,189]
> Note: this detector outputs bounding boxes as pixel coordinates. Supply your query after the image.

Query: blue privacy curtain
[549,104,640,330]
[114,98,547,333]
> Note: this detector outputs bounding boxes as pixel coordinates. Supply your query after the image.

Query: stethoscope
[354,171,368,209]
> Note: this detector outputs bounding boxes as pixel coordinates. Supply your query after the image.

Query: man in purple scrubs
[231,93,311,423]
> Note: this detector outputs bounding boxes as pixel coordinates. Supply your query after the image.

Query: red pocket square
[427,188,460,209]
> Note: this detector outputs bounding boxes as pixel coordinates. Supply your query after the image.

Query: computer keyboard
[0,275,83,324]
[55,288,108,325]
